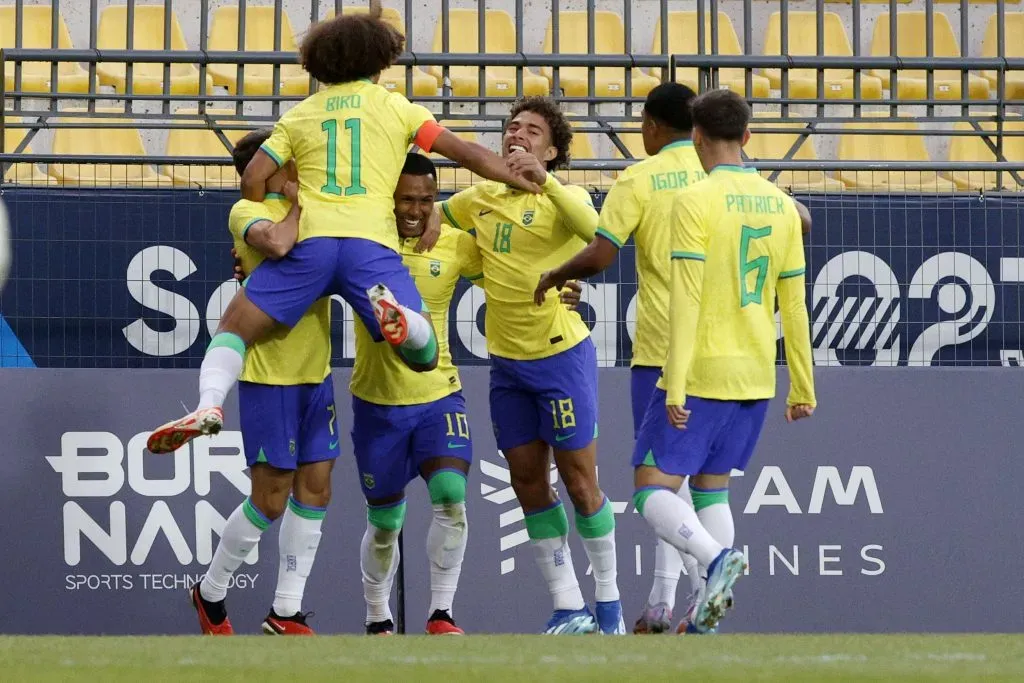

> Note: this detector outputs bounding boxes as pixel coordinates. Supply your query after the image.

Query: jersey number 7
[321,118,367,197]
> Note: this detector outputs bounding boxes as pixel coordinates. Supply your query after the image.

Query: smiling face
[393,172,437,239]
[502,110,558,166]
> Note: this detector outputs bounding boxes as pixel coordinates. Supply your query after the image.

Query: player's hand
[414,207,441,253]
[559,280,583,310]
[506,150,549,187]
[534,269,568,306]
[666,403,691,430]
[785,404,815,423]
[283,180,300,206]
[231,248,245,282]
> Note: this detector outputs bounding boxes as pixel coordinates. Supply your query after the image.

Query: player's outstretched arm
[240,150,278,203]
[534,239,616,305]
[431,130,542,195]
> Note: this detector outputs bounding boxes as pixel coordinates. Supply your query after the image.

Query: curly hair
[299,9,404,85]
[232,128,273,177]
[506,96,573,171]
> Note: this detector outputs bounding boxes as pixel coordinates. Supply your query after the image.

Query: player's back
[261,80,434,250]
[677,165,804,400]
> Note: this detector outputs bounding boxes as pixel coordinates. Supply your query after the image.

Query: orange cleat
[147,407,224,454]
[425,609,465,635]
[367,284,409,346]
[189,583,233,636]
[262,610,315,635]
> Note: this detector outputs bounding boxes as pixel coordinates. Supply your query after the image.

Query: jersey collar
[709,163,758,174]
[659,139,693,154]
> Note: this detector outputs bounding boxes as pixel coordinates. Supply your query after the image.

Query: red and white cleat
[425,609,465,635]
[262,610,315,635]
[147,407,224,454]
[367,284,409,346]
[189,583,234,636]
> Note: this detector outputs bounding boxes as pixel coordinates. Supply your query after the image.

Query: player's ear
[740,129,751,148]
[541,145,558,164]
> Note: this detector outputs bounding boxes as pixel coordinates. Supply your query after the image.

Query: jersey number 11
[321,118,367,197]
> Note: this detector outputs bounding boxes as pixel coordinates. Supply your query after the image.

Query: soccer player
[146,6,540,455]
[534,83,710,634]
[631,89,816,634]
[189,129,336,636]
[440,97,624,635]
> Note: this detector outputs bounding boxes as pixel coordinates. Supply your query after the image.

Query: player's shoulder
[230,198,269,220]
[438,223,469,248]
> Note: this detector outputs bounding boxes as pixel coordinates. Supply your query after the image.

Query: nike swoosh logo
[329,439,339,450]
[447,442,468,449]
[479,209,493,216]
[554,433,576,442]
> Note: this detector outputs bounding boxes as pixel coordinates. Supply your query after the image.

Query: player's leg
[334,237,438,372]
[263,377,341,635]
[490,357,595,635]
[413,391,473,635]
[148,239,335,454]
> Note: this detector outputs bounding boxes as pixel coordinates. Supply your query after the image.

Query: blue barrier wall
[0,188,1021,368]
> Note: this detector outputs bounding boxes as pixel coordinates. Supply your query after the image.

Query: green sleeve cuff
[779,267,806,279]
[260,144,284,167]
[241,217,267,244]
[671,250,706,261]
[595,227,624,248]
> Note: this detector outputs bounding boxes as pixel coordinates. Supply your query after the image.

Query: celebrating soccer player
[189,130,336,636]
[146,4,541,455]
[631,89,817,634]
[439,97,624,635]
[534,83,712,635]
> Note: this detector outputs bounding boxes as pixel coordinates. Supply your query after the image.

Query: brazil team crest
[522,210,534,226]
[363,472,376,489]
[288,439,296,454]
[429,260,441,277]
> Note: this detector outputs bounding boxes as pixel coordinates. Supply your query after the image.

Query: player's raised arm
[243,182,301,260]
[777,213,816,417]
[430,129,542,195]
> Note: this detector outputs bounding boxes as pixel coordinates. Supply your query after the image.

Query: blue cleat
[595,600,626,635]
[692,549,746,634]
[544,607,599,634]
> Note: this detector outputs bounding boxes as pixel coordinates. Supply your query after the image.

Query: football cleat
[692,549,746,634]
[367,284,409,346]
[595,600,626,635]
[365,619,394,635]
[262,610,315,635]
[544,607,599,635]
[147,407,224,454]
[425,609,464,635]
[632,602,673,634]
[678,587,733,634]
[189,582,233,636]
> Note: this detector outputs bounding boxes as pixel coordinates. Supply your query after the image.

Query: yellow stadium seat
[557,118,614,190]
[745,116,844,192]
[652,12,770,99]
[328,7,437,97]
[0,6,90,93]
[208,6,308,96]
[612,121,647,162]
[836,115,958,191]
[981,14,1024,99]
[541,11,660,98]
[944,120,1024,191]
[762,12,882,100]
[2,123,56,186]
[868,13,991,101]
[96,5,212,95]
[432,120,482,191]
[162,109,251,188]
[429,10,548,97]
[48,109,167,187]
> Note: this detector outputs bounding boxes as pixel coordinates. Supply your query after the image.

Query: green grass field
[2,635,1022,682]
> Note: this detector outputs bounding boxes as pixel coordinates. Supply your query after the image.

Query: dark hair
[232,128,273,176]
[506,96,572,171]
[401,152,437,180]
[689,89,751,142]
[643,82,696,132]
[299,11,404,85]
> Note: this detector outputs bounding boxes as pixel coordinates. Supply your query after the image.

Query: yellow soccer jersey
[441,180,592,360]
[228,195,331,385]
[660,165,815,407]
[596,140,706,368]
[260,79,436,251]
[349,225,483,406]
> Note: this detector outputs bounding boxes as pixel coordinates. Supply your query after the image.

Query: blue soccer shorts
[245,236,422,342]
[489,337,598,452]
[351,391,472,500]
[632,387,768,476]
[630,365,662,438]
[238,376,340,471]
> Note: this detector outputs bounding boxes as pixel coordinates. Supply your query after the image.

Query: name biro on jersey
[326,94,362,111]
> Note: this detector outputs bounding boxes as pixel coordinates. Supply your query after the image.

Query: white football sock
[198,339,245,410]
[531,536,586,612]
[640,489,723,568]
[201,498,268,603]
[398,306,433,350]
[426,503,468,615]
[697,503,735,548]
[580,532,619,602]
[676,484,706,597]
[272,498,325,617]
[360,521,400,623]
[648,539,683,607]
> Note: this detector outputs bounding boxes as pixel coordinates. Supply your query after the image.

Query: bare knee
[561,469,604,515]
[506,443,556,513]
[691,473,731,491]
[294,460,334,508]
[249,464,295,520]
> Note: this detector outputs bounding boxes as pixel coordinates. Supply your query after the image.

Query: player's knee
[367,500,407,533]
[509,473,554,510]
[294,464,333,508]
[563,475,603,515]
[427,470,467,506]
[250,490,288,521]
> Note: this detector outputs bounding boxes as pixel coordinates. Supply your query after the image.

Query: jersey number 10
[321,118,367,197]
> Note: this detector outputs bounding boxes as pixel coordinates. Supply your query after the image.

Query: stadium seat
[433,120,482,191]
[162,109,250,188]
[745,116,844,192]
[944,120,1024,191]
[541,11,660,98]
[612,121,647,162]
[651,12,770,99]
[207,6,308,96]
[0,6,90,93]
[836,115,958,192]
[981,14,1024,99]
[48,109,167,187]
[559,117,614,190]
[96,5,212,95]
[868,13,991,101]
[429,10,548,97]
[2,123,56,186]
[762,12,882,100]
[328,7,437,97]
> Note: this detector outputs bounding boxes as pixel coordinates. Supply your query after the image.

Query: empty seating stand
[0,6,90,94]
[207,6,308,96]
[49,109,167,187]
[836,116,959,192]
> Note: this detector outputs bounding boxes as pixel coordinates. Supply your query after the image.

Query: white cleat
[147,407,224,454]
[367,283,409,346]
